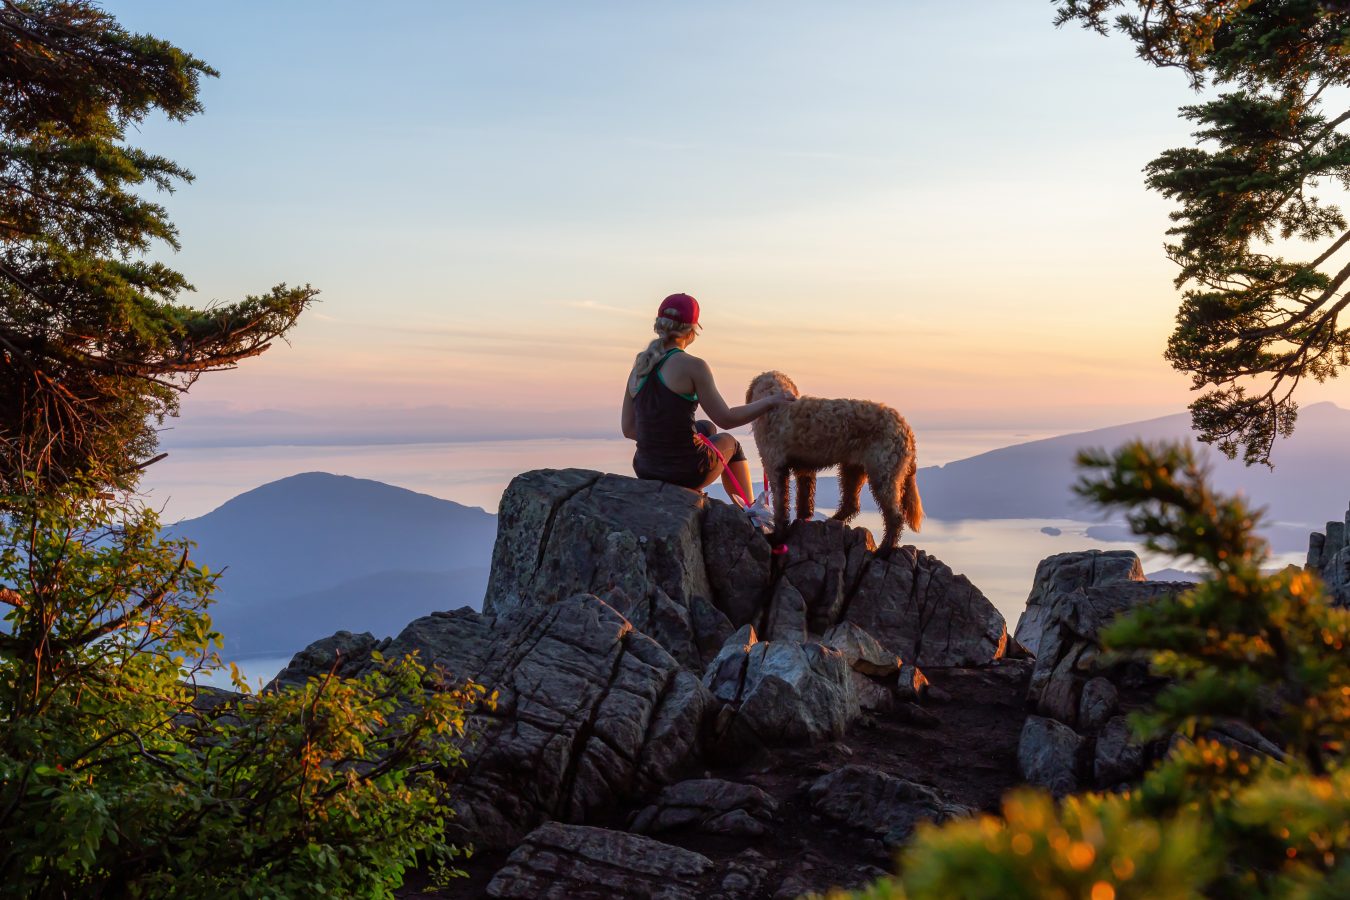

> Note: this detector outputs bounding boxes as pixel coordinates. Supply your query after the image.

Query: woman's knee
[714,432,746,463]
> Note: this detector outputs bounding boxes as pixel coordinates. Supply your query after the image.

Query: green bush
[826,442,1350,899]
[0,484,488,897]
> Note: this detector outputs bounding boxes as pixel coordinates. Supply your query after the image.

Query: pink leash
[696,434,789,556]
[695,433,751,507]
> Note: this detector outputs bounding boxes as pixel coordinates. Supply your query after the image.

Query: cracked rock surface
[273,593,708,851]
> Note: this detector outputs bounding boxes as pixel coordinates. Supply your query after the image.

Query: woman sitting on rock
[621,292,793,503]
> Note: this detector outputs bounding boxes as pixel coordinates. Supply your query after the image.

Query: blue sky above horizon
[110,0,1350,447]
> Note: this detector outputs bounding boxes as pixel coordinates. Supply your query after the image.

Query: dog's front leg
[770,464,792,545]
[794,469,816,521]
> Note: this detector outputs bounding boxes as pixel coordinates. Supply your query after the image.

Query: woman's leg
[693,422,754,504]
[714,433,754,506]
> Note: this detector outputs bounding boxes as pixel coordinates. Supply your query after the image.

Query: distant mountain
[216,568,489,657]
[169,473,496,656]
[808,402,1350,532]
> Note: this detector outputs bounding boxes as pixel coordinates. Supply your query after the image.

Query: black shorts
[634,422,744,489]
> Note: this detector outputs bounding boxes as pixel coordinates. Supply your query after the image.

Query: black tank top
[632,348,713,486]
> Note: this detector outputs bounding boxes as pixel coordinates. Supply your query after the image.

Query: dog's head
[747,370,799,403]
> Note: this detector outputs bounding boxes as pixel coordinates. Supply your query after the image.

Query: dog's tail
[903,466,924,533]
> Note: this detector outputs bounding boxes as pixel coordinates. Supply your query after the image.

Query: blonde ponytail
[627,316,695,396]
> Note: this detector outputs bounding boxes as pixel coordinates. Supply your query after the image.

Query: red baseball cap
[658,292,699,326]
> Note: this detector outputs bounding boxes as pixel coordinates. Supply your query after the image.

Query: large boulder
[1014,550,1143,656]
[273,594,709,851]
[1024,554,1190,724]
[1017,715,1082,796]
[485,823,717,899]
[702,626,858,755]
[483,470,734,668]
[807,765,971,845]
[482,469,1008,672]
[843,546,1008,667]
[1014,549,1191,791]
[1306,504,1350,608]
[773,520,875,635]
[630,778,780,837]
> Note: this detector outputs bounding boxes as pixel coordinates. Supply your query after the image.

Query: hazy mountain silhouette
[808,402,1350,530]
[169,473,496,656]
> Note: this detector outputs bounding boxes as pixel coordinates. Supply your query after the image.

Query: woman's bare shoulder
[672,351,709,371]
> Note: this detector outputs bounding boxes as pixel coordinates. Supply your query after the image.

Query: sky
[110,0,1350,451]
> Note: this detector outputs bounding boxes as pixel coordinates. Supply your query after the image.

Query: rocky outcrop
[1014,549,1191,791]
[842,545,1008,667]
[483,471,732,669]
[485,823,718,899]
[807,765,971,846]
[1306,502,1350,608]
[484,469,1008,671]
[1017,715,1082,796]
[276,468,1033,896]
[1014,550,1143,656]
[630,778,779,837]
[702,626,859,757]
[272,594,709,851]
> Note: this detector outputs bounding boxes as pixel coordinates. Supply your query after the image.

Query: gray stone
[808,764,970,842]
[1014,550,1144,656]
[1325,549,1350,608]
[1204,720,1287,761]
[630,778,779,837]
[1022,551,1190,716]
[896,663,929,701]
[1327,520,1346,552]
[486,823,716,899]
[268,630,385,690]
[482,470,731,668]
[481,469,1009,676]
[843,545,1007,667]
[1308,531,1326,572]
[822,621,901,676]
[775,520,875,634]
[278,595,710,851]
[849,670,895,713]
[482,468,604,617]
[703,635,859,755]
[1093,715,1145,786]
[1018,715,1082,796]
[764,579,808,643]
[1078,677,1119,732]
[702,500,774,628]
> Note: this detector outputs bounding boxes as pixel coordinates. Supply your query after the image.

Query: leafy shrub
[0,484,488,897]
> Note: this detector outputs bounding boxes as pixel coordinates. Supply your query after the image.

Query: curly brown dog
[747,371,924,554]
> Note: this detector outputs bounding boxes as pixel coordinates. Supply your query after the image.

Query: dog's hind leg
[832,464,866,523]
[867,465,904,556]
[794,469,816,521]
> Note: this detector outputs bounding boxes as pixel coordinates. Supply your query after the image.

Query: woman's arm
[689,357,791,429]
[621,388,637,440]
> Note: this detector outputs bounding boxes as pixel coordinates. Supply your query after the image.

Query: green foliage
[0,484,488,897]
[0,1,316,492]
[1077,441,1348,771]
[1055,1,1350,464]
[829,441,1350,898]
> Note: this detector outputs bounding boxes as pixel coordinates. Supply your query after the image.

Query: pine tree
[0,0,316,492]
[1056,1,1350,465]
